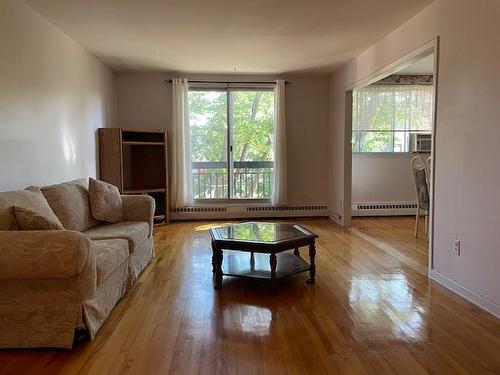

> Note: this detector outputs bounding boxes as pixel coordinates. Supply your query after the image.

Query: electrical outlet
[453,240,461,256]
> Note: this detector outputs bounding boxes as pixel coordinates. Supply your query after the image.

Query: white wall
[0,0,115,191]
[352,153,416,204]
[115,72,330,204]
[330,0,500,313]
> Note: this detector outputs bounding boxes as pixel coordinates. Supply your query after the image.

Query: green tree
[189,91,227,162]
[231,91,274,162]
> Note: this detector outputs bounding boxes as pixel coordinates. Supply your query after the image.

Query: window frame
[188,85,275,202]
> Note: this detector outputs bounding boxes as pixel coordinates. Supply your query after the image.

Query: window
[352,85,433,152]
[188,88,275,200]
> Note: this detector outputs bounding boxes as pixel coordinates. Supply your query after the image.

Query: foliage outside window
[352,85,433,152]
[188,89,275,199]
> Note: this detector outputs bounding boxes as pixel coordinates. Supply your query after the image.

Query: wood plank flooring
[1,217,499,374]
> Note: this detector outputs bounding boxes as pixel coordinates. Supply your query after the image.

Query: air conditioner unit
[410,133,432,152]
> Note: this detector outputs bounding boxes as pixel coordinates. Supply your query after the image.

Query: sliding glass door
[188,88,274,200]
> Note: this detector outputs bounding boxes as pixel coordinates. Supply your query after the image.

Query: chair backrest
[425,155,432,186]
[411,156,430,211]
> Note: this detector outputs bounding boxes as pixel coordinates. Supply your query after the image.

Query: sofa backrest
[41,178,99,232]
[0,187,62,231]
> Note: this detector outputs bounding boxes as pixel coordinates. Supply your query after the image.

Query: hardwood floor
[1,217,500,374]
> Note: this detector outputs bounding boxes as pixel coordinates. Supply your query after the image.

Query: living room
[1,0,500,374]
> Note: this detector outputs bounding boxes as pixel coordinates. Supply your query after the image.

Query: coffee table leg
[250,251,255,271]
[307,242,316,284]
[293,247,300,256]
[212,242,223,289]
[211,241,217,274]
[270,253,278,295]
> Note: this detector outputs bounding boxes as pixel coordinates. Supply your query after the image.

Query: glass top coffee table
[209,222,318,294]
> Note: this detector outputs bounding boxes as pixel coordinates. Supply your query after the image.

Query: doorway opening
[344,40,438,273]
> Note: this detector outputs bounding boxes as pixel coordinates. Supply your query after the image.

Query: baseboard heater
[170,204,329,220]
[352,201,417,217]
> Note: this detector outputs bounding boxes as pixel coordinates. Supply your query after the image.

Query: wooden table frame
[209,224,318,294]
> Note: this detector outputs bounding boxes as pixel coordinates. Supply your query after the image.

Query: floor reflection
[235,304,272,335]
[349,273,426,341]
[211,278,284,338]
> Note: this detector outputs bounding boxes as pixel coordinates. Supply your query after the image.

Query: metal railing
[192,161,273,199]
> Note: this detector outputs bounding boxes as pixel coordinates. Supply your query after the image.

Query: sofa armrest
[121,195,155,235]
[0,230,95,282]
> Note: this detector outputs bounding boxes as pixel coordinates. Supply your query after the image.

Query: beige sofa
[0,178,155,348]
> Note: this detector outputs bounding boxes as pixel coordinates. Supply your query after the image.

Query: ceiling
[397,54,435,74]
[24,0,434,74]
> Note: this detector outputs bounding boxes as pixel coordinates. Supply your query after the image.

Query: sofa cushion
[83,222,149,253]
[92,239,129,285]
[41,178,99,232]
[0,187,62,230]
[14,206,64,230]
[88,178,123,223]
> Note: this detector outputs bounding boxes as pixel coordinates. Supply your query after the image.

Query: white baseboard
[429,269,500,319]
[170,204,329,221]
[352,201,417,216]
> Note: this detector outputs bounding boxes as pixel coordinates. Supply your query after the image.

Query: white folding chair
[411,156,430,239]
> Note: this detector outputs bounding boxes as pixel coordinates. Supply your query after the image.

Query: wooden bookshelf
[123,188,166,194]
[98,128,169,223]
[122,141,165,146]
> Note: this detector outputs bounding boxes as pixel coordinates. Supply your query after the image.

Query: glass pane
[352,88,393,133]
[393,86,434,130]
[357,131,393,152]
[394,87,410,130]
[393,131,408,152]
[188,90,228,199]
[231,90,274,199]
[371,91,395,131]
[411,87,433,131]
[215,222,308,242]
[352,131,361,152]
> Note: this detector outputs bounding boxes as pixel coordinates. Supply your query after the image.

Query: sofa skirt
[82,260,129,340]
[129,236,155,286]
[83,235,154,340]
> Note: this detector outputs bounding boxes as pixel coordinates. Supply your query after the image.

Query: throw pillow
[41,178,99,232]
[0,186,64,230]
[14,206,64,230]
[88,178,124,223]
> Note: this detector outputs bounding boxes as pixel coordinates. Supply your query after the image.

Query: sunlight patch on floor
[194,222,237,231]
[350,226,428,276]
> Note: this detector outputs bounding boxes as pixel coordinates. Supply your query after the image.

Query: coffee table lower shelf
[222,251,310,279]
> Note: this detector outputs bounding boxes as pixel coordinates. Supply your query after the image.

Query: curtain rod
[165,79,291,85]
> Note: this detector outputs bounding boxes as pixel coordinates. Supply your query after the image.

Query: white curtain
[352,84,433,152]
[272,80,287,205]
[171,78,193,208]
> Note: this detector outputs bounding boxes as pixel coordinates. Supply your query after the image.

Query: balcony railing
[192,161,273,199]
